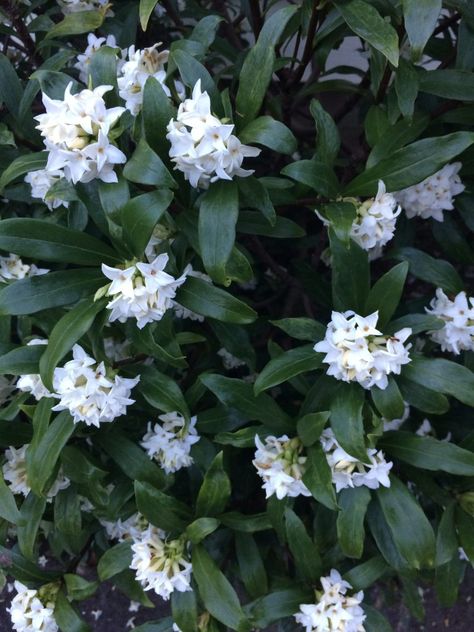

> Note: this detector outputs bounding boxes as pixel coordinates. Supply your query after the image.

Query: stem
[287,2,318,87]
[4,0,40,65]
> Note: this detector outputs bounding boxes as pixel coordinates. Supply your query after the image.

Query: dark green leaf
[135,481,192,531]
[143,77,176,157]
[285,508,322,582]
[123,139,175,188]
[281,159,339,198]
[402,0,442,60]
[98,541,133,581]
[302,444,338,511]
[54,590,91,632]
[329,228,369,313]
[236,211,304,238]
[395,59,419,118]
[185,518,220,544]
[196,452,231,517]
[0,153,47,194]
[310,99,340,165]
[235,533,268,599]
[330,382,367,462]
[139,0,159,30]
[391,247,464,294]
[254,344,322,395]
[0,345,44,376]
[271,318,326,342]
[140,365,190,419]
[239,117,297,155]
[297,411,330,447]
[365,262,409,329]
[17,493,46,560]
[122,190,173,258]
[337,487,371,559]
[371,377,405,421]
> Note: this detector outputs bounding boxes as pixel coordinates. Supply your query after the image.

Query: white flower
[130,524,192,600]
[382,402,410,432]
[320,429,392,492]
[8,581,58,632]
[74,33,119,84]
[395,163,465,222]
[51,344,139,427]
[16,339,53,401]
[350,180,401,253]
[217,347,246,370]
[0,254,49,283]
[166,79,261,188]
[103,336,130,362]
[58,0,112,14]
[141,411,200,474]
[2,444,70,500]
[101,512,144,542]
[101,254,189,329]
[294,569,366,632]
[253,435,311,500]
[35,82,126,184]
[118,44,182,115]
[24,169,69,210]
[426,288,474,354]
[459,547,470,562]
[314,311,412,390]
[144,223,174,262]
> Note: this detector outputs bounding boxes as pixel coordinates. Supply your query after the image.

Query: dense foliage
[1,0,474,630]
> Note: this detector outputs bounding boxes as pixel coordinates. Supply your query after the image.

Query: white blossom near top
[294,569,366,632]
[320,429,392,492]
[350,180,401,254]
[425,288,474,354]
[58,0,111,14]
[130,524,192,599]
[16,339,53,401]
[35,82,126,184]
[382,402,410,432]
[118,44,181,115]
[217,347,246,370]
[8,581,58,632]
[74,33,120,84]
[101,254,189,329]
[51,344,139,427]
[253,435,311,500]
[166,79,261,188]
[141,411,200,474]
[0,254,49,283]
[395,163,465,222]
[2,444,70,499]
[314,310,412,390]
[24,169,69,210]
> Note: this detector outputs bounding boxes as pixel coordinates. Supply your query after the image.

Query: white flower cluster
[0,254,49,283]
[118,44,179,115]
[217,347,246,370]
[35,83,126,184]
[320,429,392,492]
[101,254,189,329]
[141,411,200,474]
[74,33,120,84]
[58,0,110,14]
[8,581,58,632]
[426,288,474,354]
[102,512,144,542]
[24,169,68,210]
[314,311,412,390]
[51,344,139,427]
[294,569,366,632]
[167,80,261,188]
[395,163,464,222]
[3,444,70,499]
[130,524,192,600]
[253,435,311,500]
[16,339,53,401]
[350,180,401,255]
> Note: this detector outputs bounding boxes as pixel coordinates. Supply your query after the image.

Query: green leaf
[397,377,449,414]
[140,365,190,419]
[403,355,474,407]
[0,152,48,194]
[385,313,444,337]
[0,53,23,119]
[391,247,464,294]
[0,219,119,266]
[64,574,99,602]
[143,77,176,157]
[376,476,436,569]
[281,159,339,198]
[235,533,268,599]
[45,10,104,40]
[322,202,357,244]
[238,177,276,225]
[26,411,75,497]
[329,228,369,313]
[395,59,419,118]
[337,487,371,559]
[0,269,104,316]
[371,376,405,420]
[402,0,442,61]
[54,590,91,632]
[171,50,218,106]
[200,374,291,434]
[0,471,20,523]
[335,0,399,67]
[0,545,60,584]
[297,411,330,447]
[0,345,44,376]
[345,132,474,196]
[365,262,409,329]
[330,382,367,461]
[246,588,313,628]
[17,492,47,560]
[29,70,81,101]
[271,318,326,342]
[380,431,474,475]
[199,181,239,284]
[366,114,430,169]
[190,16,223,49]
[135,481,192,531]
[122,190,173,258]
[89,47,119,103]
[123,139,175,188]
[175,276,257,324]
[239,117,297,155]
[343,556,389,590]
[310,99,340,165]
[363,605,394,632]
[436,502,457,566]
[192,545,248,631]
[185,518,220,544]
[98,541,133,581]
[219,512,271,533]
[237,211,304,238]
[419,68,474,101]
[39,298,106,391]
[456,507,474,561]
[172,591,198,632]
[285,508,322,582]
[139,0,159,30]
[196,452,231,517]
[254,344,323,395]
[302,444,338,511]
[435,556,464,607]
